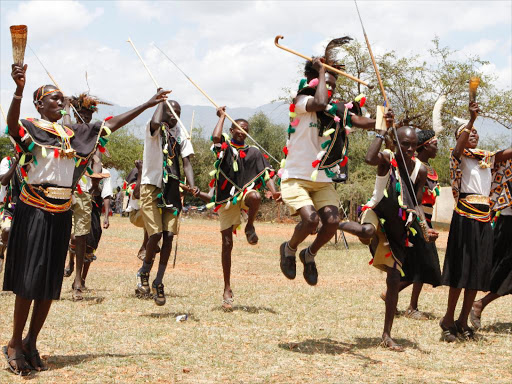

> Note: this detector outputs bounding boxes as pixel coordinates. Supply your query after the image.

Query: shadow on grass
[212,305,278,314]
[45,352,173,370]
[395,310,438,321]
[279,338,381,363]
[480,322,512,334]
[61,296,105,304]
[140,312,199,322]
[354,337,429,354]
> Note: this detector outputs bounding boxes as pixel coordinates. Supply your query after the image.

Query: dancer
[125,160,150,260]
[362,123,437,351]
[279,50,385,286]
[470,201,512,329]
[2,62,169,375]
[204,106,280,310]
[136,99,196,306]
[440,102,512,341]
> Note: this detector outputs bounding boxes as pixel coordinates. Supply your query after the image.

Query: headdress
[324,36,352,71]
[70,93,113,112]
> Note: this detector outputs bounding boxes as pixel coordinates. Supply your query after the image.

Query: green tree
[102,127,143,179]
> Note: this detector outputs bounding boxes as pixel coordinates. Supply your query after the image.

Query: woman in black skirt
[440,102,512,342]
[3,63,169,375]
[470,204,512,329]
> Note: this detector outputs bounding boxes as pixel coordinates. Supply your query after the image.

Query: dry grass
[1,216,511,383]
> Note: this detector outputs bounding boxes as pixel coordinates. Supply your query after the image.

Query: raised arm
[305,58,329,112]
[495,148,512,163]
[365,110,394,167]
[103,89,170,134]
[7,64,28,139]
[212,106,226,144]
[149,101,165,135]
[452,102,479,159]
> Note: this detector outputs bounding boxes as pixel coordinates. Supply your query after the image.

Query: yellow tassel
[206,202,215,209]
[163,149,168,155]
[19,153,26,166]
[383,189,388,198]
[264,170,270,181]
[209,169,217,177]
[82,176,87,184]
[159,208,162,214]
[102,125,111,136]
[398,195,403,206]
[311,169,318,181]
[323,128,335,137]
[75,159,81,168]
[399,269,405,277]
[233,161,238,172]
[410,227,417,236]
[280,159,286,168]
[167,159,173,167]
[41,147,47,158]
[380,218,386,225]
[289,112,297,118]
[237,224,241,232]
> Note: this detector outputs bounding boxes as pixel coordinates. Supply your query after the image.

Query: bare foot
[381,333,404,352]
[222,289,234,311]
[245,224,258,245]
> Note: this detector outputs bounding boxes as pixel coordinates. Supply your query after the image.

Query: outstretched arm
[452,102,479,159]
[351,114,376,130]
[365,110,394,168]
[103,89,171,134]
[212,106,226,144]
[7,64,28,139]
[495,148,512,163]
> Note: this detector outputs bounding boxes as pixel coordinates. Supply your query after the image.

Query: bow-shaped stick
[28,45,85,124]
[354,0,420,210]
[153,44,280,164]
[126,38,190,140]
[274,35,373,89]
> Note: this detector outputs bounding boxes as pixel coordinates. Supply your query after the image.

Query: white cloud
[116,0,167,23]
[5,0,103,41]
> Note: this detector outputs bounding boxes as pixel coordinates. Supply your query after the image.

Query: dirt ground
[0,216,511,383]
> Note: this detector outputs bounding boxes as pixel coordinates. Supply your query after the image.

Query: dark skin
[212,106,281,302]
[288,58,383,255]
[365,122,438,352]
[0,154,19,246]
[142,100,196,276]
[441,102,512,333]
[6,63,169,372]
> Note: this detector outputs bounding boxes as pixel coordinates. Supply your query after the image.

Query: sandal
[439,319,458,343]
[380,335,404,352]
[469,307,481,330]
[24,348,48,371]
[137,249,146,261]
[404,307,428,320]
[455,321,475,341]
[72,284,83,301]
[222,291,234,311]
[63,263,74,277]
[3,345,31,376]
[245,227,258,245]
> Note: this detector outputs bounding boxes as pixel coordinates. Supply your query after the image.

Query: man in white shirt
[280,57,381,286]
[136,100,197,305]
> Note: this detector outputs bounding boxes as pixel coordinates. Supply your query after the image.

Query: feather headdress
[71,93,113,112]
[324,36,352,70]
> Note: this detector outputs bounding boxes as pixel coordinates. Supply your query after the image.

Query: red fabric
[312,159,321,168]
[282,146,288,156]
[289,104,295,112]
[98,146,106,153]
[104,116,113,121]
[239,151,246,158]
[54,148,59,158]
[15,144,22,153]
[422,190,437,205]
[76,184,83,194]
[221,142,229,150]
[209,179,215,188]
[340,156,348,167]
[213,204,221,213]
[221,179,228,190]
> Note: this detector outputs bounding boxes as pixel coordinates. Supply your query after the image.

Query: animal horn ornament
[274,35,373,89]
[126,38,190,140]
[152,43,280,164]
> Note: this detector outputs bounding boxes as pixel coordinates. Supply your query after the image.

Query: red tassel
[221,142,228,150]
[263,154,269,159]
[361,205,370,212]
[98,145,106,153]
[54,148,59,158]
[289,104,296,112]
[385,252,392,258]
[221,179,228,190]
[81,159,87,165]
[327,90,333,98]
[213,204,221,213]
[312,159,321,168]
[404,238,409,247]
[391,158,397,168]
[239,151,246,158]
[368,259,374,265]
[340,156,348,167]
[269,171,275,178]
[76,184,83,194]
[360,97,366,107]
[282,146,288,156]
[20,167,27,178]
[255,183,262,190]
[15,144,22,153]
[209,178,216,188]
[19,127,25,137]
[104,116,113,121]
[403,211,406,221]
[6,157,10,161]
[122,181,127,190]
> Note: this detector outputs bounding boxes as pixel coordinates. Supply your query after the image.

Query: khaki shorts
[218,190,256,232]
[129,209,145,229]
[281,178,339,215]
[72,191,92,236]
[140,184,179,237]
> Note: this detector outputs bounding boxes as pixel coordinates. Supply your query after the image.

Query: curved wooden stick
[127,38,190,139]
[274,35,373,89]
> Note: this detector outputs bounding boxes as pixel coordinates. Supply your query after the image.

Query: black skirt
[401,237,442,287]
[490,214,512,296]
[442,207,493,291]
[2,199,72,300]
[86,196,103,253]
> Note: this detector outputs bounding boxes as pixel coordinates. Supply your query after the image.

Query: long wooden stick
[126,38,190,139]
[0,104,6,123]
[152,44,279,164]
[274,35,373,89]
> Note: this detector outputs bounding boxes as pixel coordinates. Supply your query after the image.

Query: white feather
[432,95,446,134]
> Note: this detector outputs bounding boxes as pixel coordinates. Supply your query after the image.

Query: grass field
[1,215,511,383]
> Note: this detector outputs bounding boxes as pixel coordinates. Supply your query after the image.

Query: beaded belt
[20,184,72,213]
[455,194,491,222]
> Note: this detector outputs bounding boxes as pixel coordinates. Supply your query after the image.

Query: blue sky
[1,0,511,119]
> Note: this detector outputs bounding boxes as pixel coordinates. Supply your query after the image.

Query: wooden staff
[274,35,373,89]
[126,38,190,139]
[152,44,279,164]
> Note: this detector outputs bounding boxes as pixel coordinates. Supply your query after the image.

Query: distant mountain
[99,101,290,138]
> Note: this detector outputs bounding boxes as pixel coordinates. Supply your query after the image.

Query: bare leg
[221,228,234,302]
[310,205,339,254]
[144,233,162,266]
[23,299,52,371]
[82,261,91,284]
[288,205,319,250]
[409,282,424,309]
[441,287,462,328]
[244,191,261,244]
[7,295,32,373]
[158,231,173,267]
[139,230,149,253]
[64,236,75,277]
[339,221,375,240]
[382,268,404,351]
[457,289,478,328]
[473,292,501,317]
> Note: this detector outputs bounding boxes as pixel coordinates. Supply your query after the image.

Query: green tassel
[395,182,401,193]
[328,104,338,115]
[298,78,307,90]
[99,137,107,147]
[60,110,67,116]
[287,126,296,135]
[233,195,238,205]
[4,126,8,134]
[214,159,220,169]
[157,193,162,199]
[86,167,93,175]
[32,155,38,166]
[28,142,35,152]
[346,113,352,127]
[325,169,336,178]
[173,209,178,216]
[321,140,332,149]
